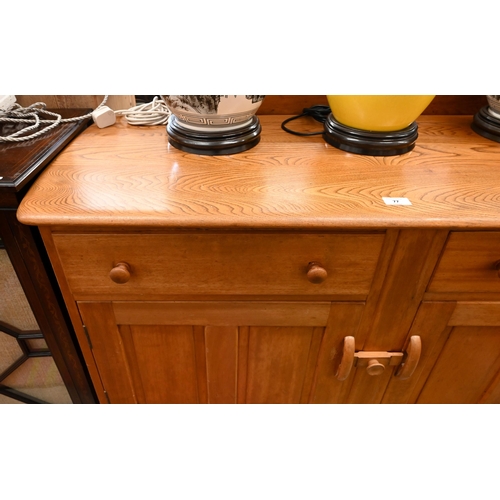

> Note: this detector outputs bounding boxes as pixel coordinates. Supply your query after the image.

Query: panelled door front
[78,300,372,404]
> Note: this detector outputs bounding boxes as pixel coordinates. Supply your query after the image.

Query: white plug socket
[92,106,116,128]
[0,95,16,111]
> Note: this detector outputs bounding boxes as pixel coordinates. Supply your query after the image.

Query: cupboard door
[77,301,367,404]
[78,302,203,403]
[383,302,500,404]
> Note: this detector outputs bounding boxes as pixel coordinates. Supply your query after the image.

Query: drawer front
[428,232,500,293]
[52,232,385,299]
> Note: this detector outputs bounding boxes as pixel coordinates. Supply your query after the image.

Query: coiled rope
[0,96,109,143]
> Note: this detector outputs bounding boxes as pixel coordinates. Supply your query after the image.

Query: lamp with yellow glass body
[323,95,435,156]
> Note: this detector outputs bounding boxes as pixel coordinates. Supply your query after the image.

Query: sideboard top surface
[17,115,500,230]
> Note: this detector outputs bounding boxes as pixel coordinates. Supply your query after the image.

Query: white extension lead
[114,96,170,126]
[0,96,171,144]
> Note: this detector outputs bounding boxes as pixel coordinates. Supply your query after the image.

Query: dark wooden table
[0,108,96,403]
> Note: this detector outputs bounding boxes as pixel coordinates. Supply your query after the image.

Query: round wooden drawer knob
[366,359,385,376]
[109,262,131,284]
[307,262,328,284]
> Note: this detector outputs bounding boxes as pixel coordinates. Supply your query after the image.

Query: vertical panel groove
[237,327,249,404]
[193,326,207,404]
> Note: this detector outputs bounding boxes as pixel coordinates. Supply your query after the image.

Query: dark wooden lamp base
[167,115,262,156]
[471,106,500,143]
[323,114,419,156]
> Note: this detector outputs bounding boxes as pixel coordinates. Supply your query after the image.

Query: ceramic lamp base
[167,115,262,155]
[471,106,500,143]
[323,114,419,156]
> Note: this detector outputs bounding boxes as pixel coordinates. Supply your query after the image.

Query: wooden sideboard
[17,113,500,404]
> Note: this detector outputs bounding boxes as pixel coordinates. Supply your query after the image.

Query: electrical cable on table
[0,96,172,144]
[280,105,331,136]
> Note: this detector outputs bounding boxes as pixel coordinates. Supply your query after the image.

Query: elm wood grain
[299,327,325,404]
[361,229,448,351]
[193,327,209,404]
[77,302,137,403]
[449,302,500,326]
[309,302,365,404]
[337,229,448,403]
[479,366,500,403]
[412,115,496,144]
[243,326,315,404]
[80,301,205,404]
[78,300,339,404]
[347,365,396,404]
[349,229,399,347]
[424,292,500,302]
[16,113,500,404]
[50,232,384,299]
[205,327,237,404]
[417,324,500,404]
[119,326,147,403]
[428,232,500,293]
[112,301,332,326]
[135,323,329,405]
[237,327,250,404]
[122,325,200,404]
[383,301,500,404]
[158,304,329,404]
[382,302,456,404]
[17,116,500,230]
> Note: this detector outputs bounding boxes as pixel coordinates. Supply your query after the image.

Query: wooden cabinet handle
[366,359,386,376]
[336,336,355,381]
[395,335,422,380]
[335,335,422,381]
[109,262,131,284]
[307,262,328,284]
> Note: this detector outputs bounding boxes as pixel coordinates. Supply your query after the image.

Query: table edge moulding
[15,113,500,404]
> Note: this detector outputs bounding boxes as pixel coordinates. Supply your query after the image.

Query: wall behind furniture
[15,96,136,110]
[258,95,487,115]
[14,95,487,116]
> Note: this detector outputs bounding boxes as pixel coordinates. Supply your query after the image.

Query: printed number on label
[382,197,412,206]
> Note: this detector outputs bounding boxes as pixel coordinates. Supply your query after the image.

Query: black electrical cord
[281,105,331,136]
